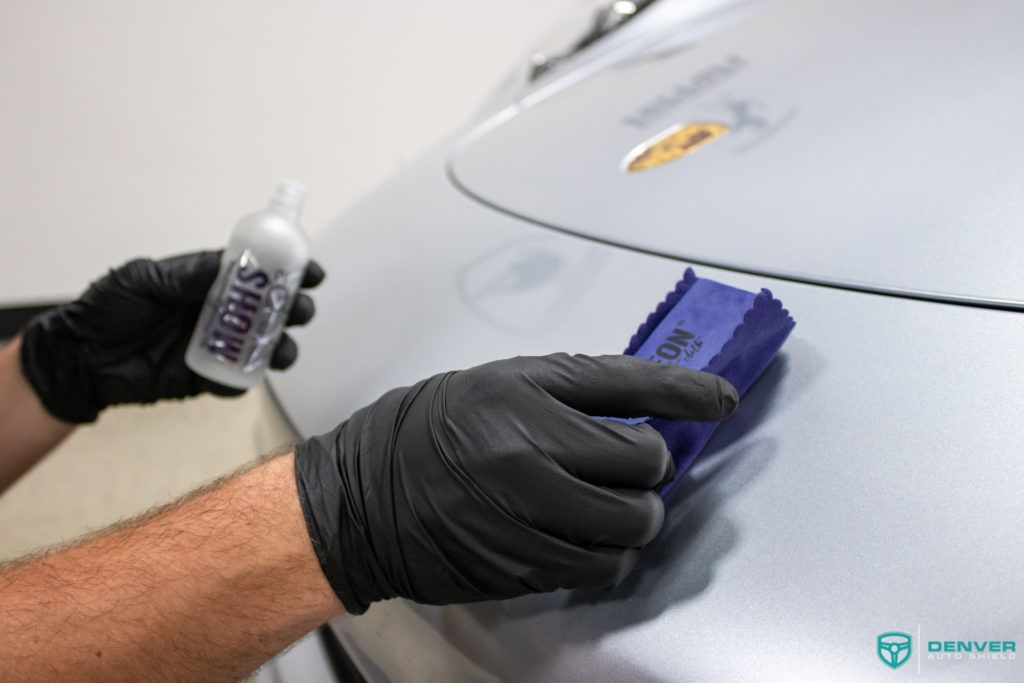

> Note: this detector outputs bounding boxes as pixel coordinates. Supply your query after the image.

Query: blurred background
[0,0,579,560]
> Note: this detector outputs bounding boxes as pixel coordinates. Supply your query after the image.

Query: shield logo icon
[877,632,913,669]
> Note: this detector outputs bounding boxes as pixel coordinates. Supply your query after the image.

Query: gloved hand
[294,353,738,614]
[19,251,325,423]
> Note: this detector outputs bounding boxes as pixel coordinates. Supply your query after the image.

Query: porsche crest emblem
[623,122,728,172]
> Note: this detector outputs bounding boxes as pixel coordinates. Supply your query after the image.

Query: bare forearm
[0,337,74,492]
[0,452,343,682]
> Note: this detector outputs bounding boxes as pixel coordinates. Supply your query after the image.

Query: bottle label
[198,249,299,372]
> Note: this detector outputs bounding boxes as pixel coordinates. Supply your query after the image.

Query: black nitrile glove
[19,251,325,423]
[294,353,738,614]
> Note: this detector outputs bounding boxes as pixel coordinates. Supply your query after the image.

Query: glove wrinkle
[431,375,561,543]
[19,309,100,423]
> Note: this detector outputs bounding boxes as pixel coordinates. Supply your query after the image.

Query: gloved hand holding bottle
[19,181,322,424]
[19,250,325,424]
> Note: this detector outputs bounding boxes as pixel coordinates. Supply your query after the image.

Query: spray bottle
[185,180,310,389]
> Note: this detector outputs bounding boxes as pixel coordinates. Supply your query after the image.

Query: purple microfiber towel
[624,268,795,494]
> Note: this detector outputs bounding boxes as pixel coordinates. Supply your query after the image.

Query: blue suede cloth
[624,268,795,494]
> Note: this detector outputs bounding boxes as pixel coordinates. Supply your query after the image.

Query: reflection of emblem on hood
[457,236,604,334]
[623,122,728,172]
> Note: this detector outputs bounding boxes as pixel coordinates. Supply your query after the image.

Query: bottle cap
[270,179,306,217]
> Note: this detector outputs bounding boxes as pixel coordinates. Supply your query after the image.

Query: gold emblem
[623,122,729,173]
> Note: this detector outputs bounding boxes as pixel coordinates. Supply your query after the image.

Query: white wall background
[0,0,579,304]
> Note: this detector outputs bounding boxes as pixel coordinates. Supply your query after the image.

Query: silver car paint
[269,144,1023,682]
[267,1,1024,680]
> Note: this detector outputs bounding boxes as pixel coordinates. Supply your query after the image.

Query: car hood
[449,0,1024,309]
[271,140,1024,681]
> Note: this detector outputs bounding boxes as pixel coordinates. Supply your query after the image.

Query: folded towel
[624,268,795,494]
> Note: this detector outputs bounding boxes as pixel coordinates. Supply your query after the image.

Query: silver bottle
[185,180,310,389]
